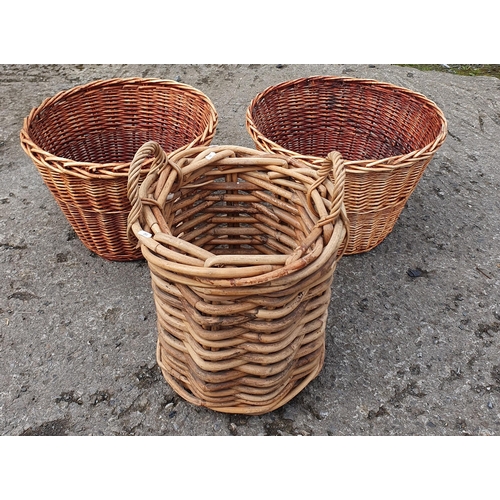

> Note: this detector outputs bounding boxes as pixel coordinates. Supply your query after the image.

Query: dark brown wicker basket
[20,77,218,261]
[246,76,448,254]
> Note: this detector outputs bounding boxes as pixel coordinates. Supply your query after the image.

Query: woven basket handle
[126,141,174,244]
[285,150,348,265]
[306,151,347,227]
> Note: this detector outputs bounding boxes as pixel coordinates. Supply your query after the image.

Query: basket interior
[27,82,215,164]
[249,78,445,161]
[167,167,307,257]
[135,146,345,268]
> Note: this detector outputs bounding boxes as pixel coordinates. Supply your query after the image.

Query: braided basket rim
[246,75,448,172]
[20,77,219,176]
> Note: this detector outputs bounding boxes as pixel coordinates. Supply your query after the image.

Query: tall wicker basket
[20,77,218,261]
[127,141,349,414]
[246,76,448,254]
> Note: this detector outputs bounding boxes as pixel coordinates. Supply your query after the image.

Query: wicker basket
[20,77,218,261]
[127,141,349,414]
[246,76,448,254]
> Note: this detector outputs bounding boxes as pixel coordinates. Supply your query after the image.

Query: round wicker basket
[20,77,218,261]
[127,142,349,414]
[246,76,447,254]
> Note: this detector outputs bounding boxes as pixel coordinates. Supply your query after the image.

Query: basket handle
[286,150,349,265]
[306,150,347,227]
[127,141,177,244]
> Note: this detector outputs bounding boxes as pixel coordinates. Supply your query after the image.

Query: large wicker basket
[127,141,349,414]
[20,77,218,261]
[246,76,448,254]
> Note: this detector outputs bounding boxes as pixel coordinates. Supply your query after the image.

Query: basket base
[157,340,325,416]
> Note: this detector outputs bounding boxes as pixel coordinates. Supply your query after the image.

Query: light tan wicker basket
[20,77,218,261]
[127,141,349,414]
[246,76,448,254]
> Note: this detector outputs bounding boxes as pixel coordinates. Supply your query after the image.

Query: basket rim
[19,77,218,176]
[127,143,349,288]
[245,75,448,172]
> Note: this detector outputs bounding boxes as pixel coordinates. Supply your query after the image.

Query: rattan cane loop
[306,150,345,224]
[127,141,185,244]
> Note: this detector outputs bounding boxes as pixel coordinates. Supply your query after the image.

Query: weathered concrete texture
[0,64,499,436]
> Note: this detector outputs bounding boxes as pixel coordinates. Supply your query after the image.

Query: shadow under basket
[246,75,448,254]
[20,77,218,261]
[127,142,349,414]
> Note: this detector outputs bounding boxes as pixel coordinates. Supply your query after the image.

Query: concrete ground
[1,64,499,437]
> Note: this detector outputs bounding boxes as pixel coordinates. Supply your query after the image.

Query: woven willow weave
[246,76,447,254]
[20,78,218,261]
[127,142,349,414]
